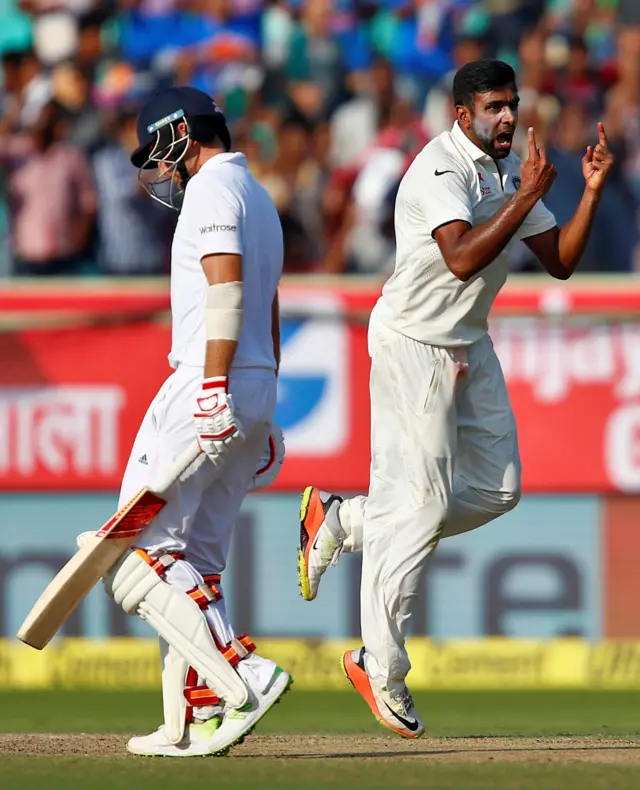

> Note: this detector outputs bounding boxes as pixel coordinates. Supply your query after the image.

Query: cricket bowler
[297,60,614,738]
[88,86,289,756]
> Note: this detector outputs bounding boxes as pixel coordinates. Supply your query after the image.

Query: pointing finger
[527,127,539,160]
[598,122,608,149]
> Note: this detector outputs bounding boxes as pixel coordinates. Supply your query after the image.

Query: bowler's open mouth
[496,131,513,150]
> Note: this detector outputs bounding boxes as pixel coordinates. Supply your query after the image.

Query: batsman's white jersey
[360,123,557,691]
[120,151,283,572]
[169,152,282,371]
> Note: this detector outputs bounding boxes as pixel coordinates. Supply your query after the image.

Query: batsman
[297,60,614,738]
[86,86,289,756]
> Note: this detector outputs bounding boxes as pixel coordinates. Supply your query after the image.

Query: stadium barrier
[3,638,640,690]
[4,274,640,493]
[5,277,640,667]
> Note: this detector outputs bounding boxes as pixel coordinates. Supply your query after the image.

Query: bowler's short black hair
[453,60,517,109]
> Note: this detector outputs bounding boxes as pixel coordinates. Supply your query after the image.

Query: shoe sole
[340,652,422,740]
[128,744,227,758]
[128,734,229,758]
[297,486,315,601]
[210,672,294,756]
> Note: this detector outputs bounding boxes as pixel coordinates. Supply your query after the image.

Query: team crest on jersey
[512,176,521,191]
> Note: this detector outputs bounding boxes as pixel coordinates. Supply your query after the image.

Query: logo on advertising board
[0,493,603,641]
[276,294,347,456]
[0,386,125,479]
[490,319,640,492]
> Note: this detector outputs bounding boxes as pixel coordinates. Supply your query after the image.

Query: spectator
[263,112,319,270]
[0,0,639,276]
[2,99,97,275]
[535,104,637,272]
[14,48,51,129]
[485,0,545,58]
[0,50,27,145]
[345,93,427,273]
[92,107,176,275]
[329,57,394,168]
[553,35,606,115]
[423,35,487,137]
[75,10,106,80]
[619,0,640,27]
[51,61,104,151]
[284,0,352,121]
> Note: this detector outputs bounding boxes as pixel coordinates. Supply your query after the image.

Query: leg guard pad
[160,641,223,745]
[104,550,249,708]
[162,643,190,744]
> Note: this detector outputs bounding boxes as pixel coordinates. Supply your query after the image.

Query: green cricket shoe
[206,663,293,754]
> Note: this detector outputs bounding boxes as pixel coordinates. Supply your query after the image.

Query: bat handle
[152,440,202,497]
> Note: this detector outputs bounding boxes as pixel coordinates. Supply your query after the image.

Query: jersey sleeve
[187,179,244,259]
[517,197,558,240]
[415,163,474,235]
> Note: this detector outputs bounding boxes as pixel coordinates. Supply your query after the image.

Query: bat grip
[151,440,202,497]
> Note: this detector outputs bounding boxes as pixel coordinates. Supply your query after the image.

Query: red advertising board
[2,277,640,493]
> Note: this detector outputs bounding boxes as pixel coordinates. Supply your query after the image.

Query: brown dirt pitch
[2,733,640,764]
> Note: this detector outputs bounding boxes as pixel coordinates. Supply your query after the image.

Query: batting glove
[194,376,244,467]
[247,423,285,492]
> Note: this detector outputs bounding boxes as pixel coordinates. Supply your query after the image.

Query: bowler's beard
[471,116,509,160]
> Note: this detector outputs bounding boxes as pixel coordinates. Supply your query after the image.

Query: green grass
[2,758,640,790]
[2,690,640,789]
[2,689,640,736]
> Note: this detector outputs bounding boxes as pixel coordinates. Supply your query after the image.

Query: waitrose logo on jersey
[199,224,237,234]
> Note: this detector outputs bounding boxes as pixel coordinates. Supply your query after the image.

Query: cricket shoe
[127,716,223,757]
[298,486,344,601]
[341,647,425,739]
[206,655,293,754]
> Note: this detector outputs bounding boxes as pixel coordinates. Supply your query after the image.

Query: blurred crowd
[0,0,639,277]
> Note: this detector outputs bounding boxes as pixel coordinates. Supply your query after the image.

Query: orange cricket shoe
[341,647,425,739]
[297,486,344,601]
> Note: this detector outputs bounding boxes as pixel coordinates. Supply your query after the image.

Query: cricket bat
[17,441,202,650]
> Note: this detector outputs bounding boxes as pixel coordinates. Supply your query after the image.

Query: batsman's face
[461,85,520,160]
[157,142,199,189]
[158,158,184,188]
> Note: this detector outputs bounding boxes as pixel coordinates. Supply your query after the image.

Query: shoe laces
[391,688,414,715]
[315,535,342,567]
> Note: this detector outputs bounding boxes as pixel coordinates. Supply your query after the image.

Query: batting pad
[162,643,190,744]
[104,550,249,709]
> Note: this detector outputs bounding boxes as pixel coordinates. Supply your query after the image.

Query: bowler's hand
[519,128,557,201]
[583,122,615,194]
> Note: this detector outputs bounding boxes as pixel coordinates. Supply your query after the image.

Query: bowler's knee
[475,483,521,518]
[494,460,522,515]
[500,484,521,514]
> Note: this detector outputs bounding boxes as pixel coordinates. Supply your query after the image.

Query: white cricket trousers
[118,363,276,574]
[361,310,521,691]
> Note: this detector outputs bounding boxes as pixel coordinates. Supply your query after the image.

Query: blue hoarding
[0,493,601,640]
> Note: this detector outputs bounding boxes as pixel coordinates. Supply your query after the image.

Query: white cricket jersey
[168,152,283,370]
[376,121,557,346]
